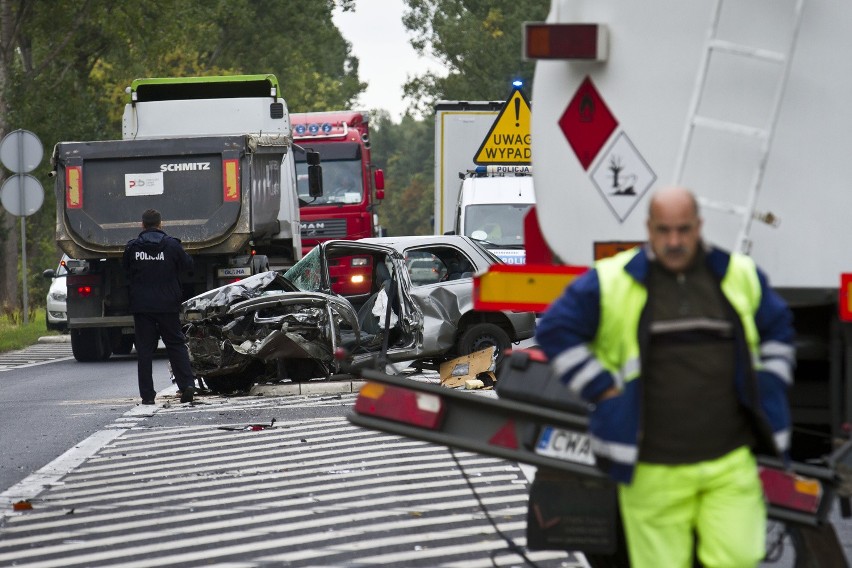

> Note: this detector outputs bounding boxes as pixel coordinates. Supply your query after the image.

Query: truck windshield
[297,160,363,206]
[464,204,533,248]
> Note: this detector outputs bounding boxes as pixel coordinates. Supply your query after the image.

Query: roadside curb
[37,335,70,344]
[250,379,366,396]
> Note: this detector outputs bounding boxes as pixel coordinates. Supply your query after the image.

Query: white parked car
[42,255,69,331]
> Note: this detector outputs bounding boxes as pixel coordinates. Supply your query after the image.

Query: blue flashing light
[294,124,306,135]
[512,79,524,88]
[321,123,333,133]
[308,123,320,134]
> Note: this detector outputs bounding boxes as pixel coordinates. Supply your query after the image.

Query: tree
[367,0,547,237]
[371,112,435,236]
[401,0,548,114]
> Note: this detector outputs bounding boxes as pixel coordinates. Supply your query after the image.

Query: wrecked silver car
[182,235,536,392]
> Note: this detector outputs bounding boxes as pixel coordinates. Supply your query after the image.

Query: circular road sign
[0,174,44,216]
[0,129,43,173]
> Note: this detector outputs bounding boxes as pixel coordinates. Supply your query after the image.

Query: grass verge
[0,309,60,353]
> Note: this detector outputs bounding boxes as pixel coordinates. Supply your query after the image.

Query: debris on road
[12,500,32,511]
[440,347,496,389]
[217,418,277,432]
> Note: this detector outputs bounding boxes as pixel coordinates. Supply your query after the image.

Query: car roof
[354,235,478,251]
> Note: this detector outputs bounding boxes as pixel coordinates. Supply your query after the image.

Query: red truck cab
[291,111,385,294]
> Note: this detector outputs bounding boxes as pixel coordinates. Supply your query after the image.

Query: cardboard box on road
[439,346,496,389]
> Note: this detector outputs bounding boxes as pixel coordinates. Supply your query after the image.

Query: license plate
[535,426,595,465]
[218,267,251,278]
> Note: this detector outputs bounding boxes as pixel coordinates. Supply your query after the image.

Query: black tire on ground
[456,322,511,364]
[786,522,847,568]
[113,334,135,355]
[70,328,112,362]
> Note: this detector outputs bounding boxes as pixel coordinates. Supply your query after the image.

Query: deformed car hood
[182,271,300,319]
[182,271,363,382]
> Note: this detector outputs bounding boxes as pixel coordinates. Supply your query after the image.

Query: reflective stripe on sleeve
[551,343,593,378]
[568,358,604,394]
[760,358,793,385]
[590,436,638,464]
[774,429,791,452]
[760,341,795,362]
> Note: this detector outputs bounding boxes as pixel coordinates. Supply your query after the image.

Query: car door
[319,241,423,363]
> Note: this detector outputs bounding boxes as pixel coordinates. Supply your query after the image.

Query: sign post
[0,129,45,324]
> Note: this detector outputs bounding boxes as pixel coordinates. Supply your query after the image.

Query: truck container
[291,110,385,294]
[123,74,303,268]
[433,101,503,236]
[53,134,317,362]
[520,0,852,459]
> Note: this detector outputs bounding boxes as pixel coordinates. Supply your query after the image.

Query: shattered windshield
[283,246,323,292]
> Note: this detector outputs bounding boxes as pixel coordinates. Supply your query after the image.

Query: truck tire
[113,334,135,355]
[70,328,112,362]
[456,323,511,364]
[786,522,848,568]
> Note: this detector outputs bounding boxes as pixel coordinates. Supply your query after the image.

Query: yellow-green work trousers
[618,446,766,568]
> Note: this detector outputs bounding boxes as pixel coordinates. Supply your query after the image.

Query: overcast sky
[332,1,446,121]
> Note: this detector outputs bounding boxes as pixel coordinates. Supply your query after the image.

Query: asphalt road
[1,340,851,566]
[0,343,168,491]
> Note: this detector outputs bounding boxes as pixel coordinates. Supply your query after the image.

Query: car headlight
[50,291,67,302]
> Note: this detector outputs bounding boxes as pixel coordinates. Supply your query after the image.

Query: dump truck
[122,74,303,269]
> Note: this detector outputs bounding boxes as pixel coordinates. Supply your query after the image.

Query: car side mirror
[43,269,56,279]
[374,168,385,191]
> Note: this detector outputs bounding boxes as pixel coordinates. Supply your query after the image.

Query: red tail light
[759,466,823,514]
[68,273,100,298]
[354,382,445,430]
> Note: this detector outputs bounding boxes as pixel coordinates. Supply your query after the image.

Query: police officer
[123,209,196,405]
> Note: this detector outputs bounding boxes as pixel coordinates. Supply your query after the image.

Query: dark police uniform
[122,228,195,402]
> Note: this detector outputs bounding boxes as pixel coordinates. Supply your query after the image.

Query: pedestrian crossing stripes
[0,415,583,567]
[0,342,73,371]
[154,392,360,414]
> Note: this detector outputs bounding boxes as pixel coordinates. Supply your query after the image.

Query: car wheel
[456,323,511,364]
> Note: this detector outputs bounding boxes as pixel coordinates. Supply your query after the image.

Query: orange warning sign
[474,89,532,165]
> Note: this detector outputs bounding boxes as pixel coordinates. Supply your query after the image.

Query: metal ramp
[672,0,806,253]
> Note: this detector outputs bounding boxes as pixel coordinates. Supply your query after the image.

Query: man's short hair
[142,209,161,229]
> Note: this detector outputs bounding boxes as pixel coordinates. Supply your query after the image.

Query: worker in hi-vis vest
[536,186,794,567]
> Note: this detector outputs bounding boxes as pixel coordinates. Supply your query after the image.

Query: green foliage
[0,307,52,353]
[0,0,544,313]
[0,0,365,311]
[371,112,436,236]
[401,0,549,114]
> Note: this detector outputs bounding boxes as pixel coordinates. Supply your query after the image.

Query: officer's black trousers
[133,312,195,400]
